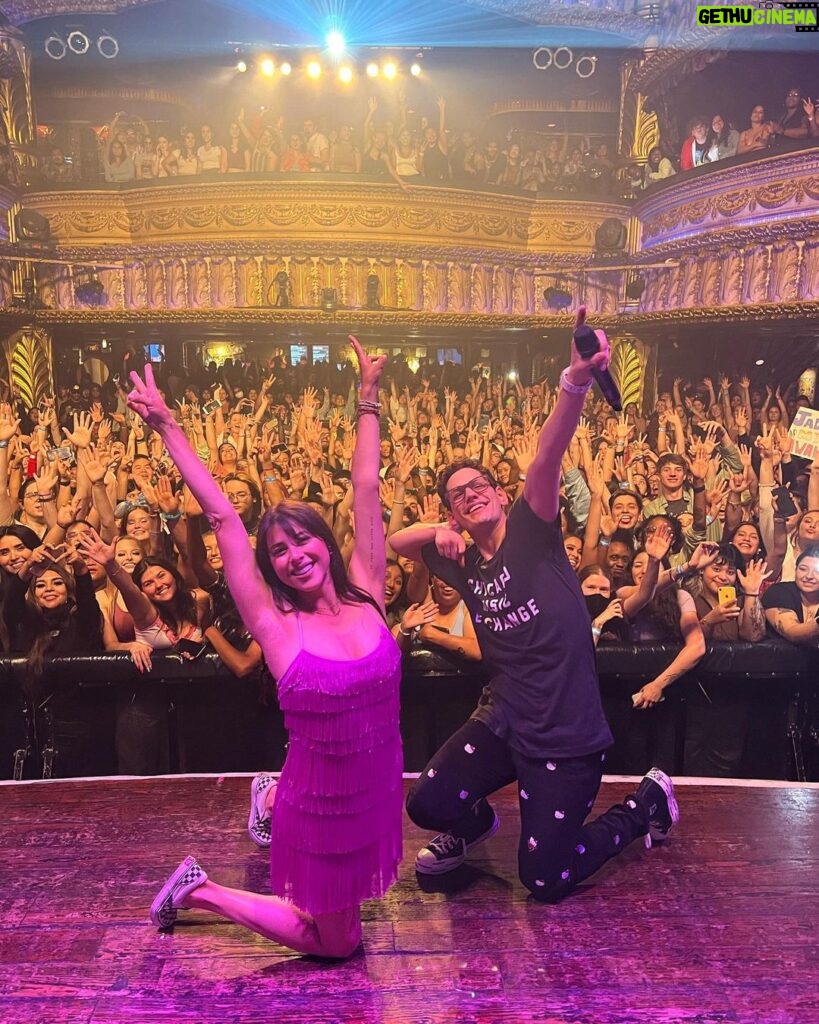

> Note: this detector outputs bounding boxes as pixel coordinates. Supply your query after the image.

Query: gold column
[619,58,660,165]
[3,326,54,407]
[0,19,37,171]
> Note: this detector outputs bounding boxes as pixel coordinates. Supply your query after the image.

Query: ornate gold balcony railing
[1,147,817,328]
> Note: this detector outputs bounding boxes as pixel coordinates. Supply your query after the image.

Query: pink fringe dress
[269,623,404,917]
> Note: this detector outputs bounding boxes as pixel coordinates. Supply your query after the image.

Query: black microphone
[572,324,622,412]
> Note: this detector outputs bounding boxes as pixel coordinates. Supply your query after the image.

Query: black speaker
[594,217,627,252]
[16,209,51,243]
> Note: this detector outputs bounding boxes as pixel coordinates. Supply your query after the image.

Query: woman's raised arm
[126,365,280,642]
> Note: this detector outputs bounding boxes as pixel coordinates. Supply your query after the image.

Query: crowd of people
[1,336,817,782]
[24,83,816,195]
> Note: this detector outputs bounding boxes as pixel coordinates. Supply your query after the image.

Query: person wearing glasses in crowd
[390,307,678,904]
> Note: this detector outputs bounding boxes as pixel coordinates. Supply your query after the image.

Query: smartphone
[201,399,220,416]
[718,585,737,607]
[25,456,37,478]
[238,400,254,415]
[772,486,798,519]
[174,638,208,659]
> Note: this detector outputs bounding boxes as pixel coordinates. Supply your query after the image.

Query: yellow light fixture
[260,57,275,77]
[366,62,379,77]
[382,61,397,80]
[280,61,292,76]
[306,60,322,79]
[338,65,353,84]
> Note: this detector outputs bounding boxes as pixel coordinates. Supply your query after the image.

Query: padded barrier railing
[2,642,817,781]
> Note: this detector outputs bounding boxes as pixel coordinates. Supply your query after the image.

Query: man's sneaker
[415,812,500,875]
[634,767,679,849]
[247,773,276,848]
[150,856,208,929]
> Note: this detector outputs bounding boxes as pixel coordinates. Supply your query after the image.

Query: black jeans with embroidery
[406,719,649,901]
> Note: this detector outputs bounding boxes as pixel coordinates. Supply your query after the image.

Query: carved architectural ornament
[23,182,627,257]
[635,151,819,251]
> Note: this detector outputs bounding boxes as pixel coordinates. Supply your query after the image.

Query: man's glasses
[447,475,494,508]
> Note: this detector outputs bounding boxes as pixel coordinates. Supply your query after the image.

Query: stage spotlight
[45,34,67,60]
[410,63,421,77]
[326,30,345,56]
[260,57,275,76]
[755,358,765,366]
[280,61,292,75]
[543,287,572,312]
[338,65,353,84]
[321,287,338,312]
[97,33,119,58]
[382,61,397,80]
[236,59,248,73]
[576,55,597,78]
[366,62,379,77]
[507,369,518,382]
[365,274,381,309]
[552,46,573,69]
[75,276,107,307]
[274,270,290,308]
[67,30,90,55]
[307,60,322,79]
[625,275,646,301]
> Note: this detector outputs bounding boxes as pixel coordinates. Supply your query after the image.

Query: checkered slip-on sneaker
[150,856,208,929]
[247,773,277,848]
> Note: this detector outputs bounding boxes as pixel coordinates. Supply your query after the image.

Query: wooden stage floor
[1,775,818,1024]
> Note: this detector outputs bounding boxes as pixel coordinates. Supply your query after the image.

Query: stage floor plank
[1,776,818,1024]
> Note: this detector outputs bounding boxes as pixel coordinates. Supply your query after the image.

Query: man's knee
[405,777,445,831]
[519,862,571,904]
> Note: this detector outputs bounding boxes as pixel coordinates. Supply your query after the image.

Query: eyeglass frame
[445,473,497,509]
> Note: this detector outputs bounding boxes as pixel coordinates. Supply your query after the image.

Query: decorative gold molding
[635,151,819,250]
[23,182,629,256]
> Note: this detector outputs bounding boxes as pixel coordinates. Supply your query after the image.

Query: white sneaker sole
[150,855,207,928]
[644,769,679,847]
[415,814,500,876]
[247,774,275,848]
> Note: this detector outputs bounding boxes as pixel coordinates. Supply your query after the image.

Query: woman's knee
[312,910,362,960]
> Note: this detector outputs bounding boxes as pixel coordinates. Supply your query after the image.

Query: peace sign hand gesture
[127,364,174,431]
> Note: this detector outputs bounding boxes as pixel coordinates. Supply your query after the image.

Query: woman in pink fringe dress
[137,337,402,959]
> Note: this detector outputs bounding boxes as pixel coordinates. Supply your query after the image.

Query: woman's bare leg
[183,882,362,959]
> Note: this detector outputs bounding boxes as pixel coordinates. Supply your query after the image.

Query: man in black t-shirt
[391,308,678,901]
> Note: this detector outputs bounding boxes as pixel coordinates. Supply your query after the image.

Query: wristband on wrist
[0,441,8,449]
[518,474,526,481]
[743,592,760,598]
[559,368,593,396]
[591,625,602,639]
[399,624,420,638]
[692,484,705,493]
[599,536,611,548]
[160,510,182,522]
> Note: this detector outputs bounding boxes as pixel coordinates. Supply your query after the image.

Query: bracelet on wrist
[599,536,611,548]
[559,368,593,396]
[399,624,420,638]
[160,510,182,522]
[37,493,55,501]
[0,441,8,449]
[591,625,602,639]
[692,484,705,493]
[743,592,760,598]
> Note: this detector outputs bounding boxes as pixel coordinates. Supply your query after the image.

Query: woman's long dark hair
[26,564,78,682]
[255,501,381,616]
[133,556,197,634]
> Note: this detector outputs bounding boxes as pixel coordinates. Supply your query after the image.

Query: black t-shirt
[422,496,612,759]
[761,582,805,621]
